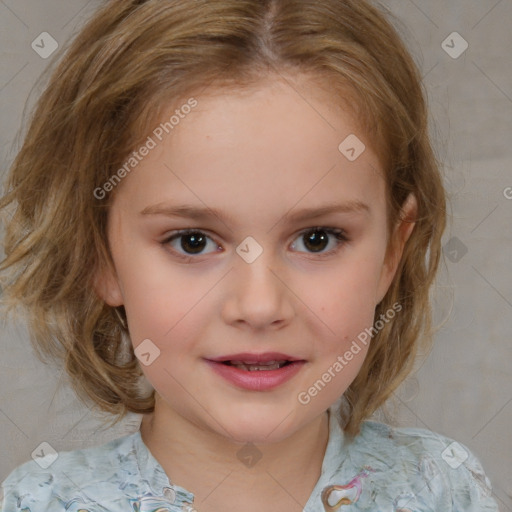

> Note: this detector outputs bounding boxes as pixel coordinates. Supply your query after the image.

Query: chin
[213,406,305,445]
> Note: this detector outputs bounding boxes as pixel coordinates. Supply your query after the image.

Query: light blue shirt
[1,406,499,511]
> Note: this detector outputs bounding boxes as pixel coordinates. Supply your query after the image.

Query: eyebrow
[139,200,370,224]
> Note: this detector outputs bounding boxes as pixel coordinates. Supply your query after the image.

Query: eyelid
[291,226,349,258]
[161,226,349,260]
[162,229,222,261]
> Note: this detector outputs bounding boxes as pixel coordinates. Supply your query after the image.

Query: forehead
[111,77,386,225]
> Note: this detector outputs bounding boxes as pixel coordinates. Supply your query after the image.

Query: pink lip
[205,353,306,391]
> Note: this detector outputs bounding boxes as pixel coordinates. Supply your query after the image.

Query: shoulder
[1,433,141,512]
[340,420,499,511]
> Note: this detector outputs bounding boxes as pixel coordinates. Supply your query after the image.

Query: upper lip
[207,352,304,364]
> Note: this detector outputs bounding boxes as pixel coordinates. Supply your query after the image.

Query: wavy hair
[0,0,446,436]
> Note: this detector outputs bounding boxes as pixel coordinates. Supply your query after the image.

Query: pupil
[182,232,206,254]
[179,230,329,254]
[305,230,328,252]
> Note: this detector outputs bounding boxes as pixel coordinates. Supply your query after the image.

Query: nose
[221,248,295,330]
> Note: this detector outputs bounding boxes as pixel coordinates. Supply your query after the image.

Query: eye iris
[176,229,335,255]
[181,232,206,254]
[304,230,328,252]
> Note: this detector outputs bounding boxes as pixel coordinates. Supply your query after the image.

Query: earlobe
[92,261,124,307]
[376,193,418,304]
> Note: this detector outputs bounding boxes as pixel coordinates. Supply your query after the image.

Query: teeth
[230,360,281,365]
[233,363,281,371]
[228,360,288,371]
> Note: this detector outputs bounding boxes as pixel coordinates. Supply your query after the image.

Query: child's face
[99,77,413,443]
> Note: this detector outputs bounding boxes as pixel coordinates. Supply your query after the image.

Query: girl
[0,0,499,510]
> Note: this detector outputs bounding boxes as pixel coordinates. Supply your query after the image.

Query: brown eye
[291,228,348,255]
[164,230,220,257]
[303,230,329,252]
[179,232,207,254]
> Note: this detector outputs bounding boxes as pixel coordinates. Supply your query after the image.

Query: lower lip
[205,360,305,391]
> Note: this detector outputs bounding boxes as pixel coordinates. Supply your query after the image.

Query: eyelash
[161,227,349,261]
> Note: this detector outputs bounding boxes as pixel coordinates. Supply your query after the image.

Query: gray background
[0,0,511,509]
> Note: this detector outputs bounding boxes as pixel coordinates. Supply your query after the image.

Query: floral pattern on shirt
[1,406,499,512]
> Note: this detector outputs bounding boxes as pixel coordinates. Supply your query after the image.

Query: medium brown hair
[0,0,446,436]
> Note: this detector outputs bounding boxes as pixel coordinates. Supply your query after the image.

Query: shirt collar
[133,430,195,510]
[303,403,347,511]
[133,403,346,512]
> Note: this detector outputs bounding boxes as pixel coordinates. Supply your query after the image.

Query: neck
[140,398,330,512]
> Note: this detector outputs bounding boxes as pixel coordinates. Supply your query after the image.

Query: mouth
[207,352,304,371]
[220,360,293,371]
[205,353,306,390]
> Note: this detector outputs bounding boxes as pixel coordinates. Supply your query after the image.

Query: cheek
[122,272,215,346]
[112,239,217,346]
[302,259,383,350]
[120,270,215,394]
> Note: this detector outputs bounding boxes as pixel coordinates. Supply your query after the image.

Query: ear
[92,258,124,307]
[376,193,417,304]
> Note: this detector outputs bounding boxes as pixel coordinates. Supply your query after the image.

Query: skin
[95,74,417,512]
